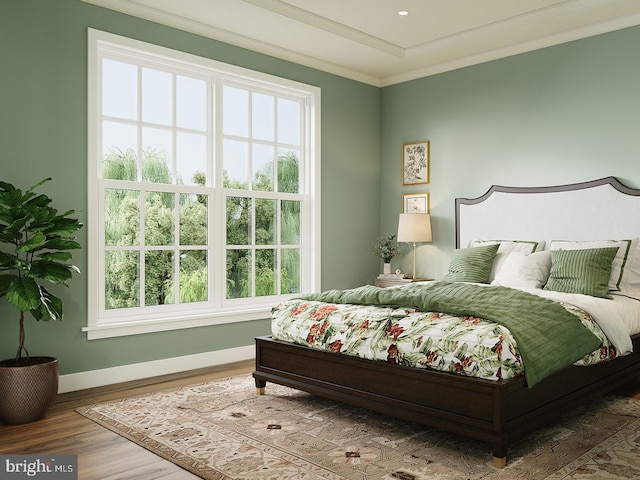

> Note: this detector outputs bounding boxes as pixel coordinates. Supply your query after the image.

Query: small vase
[383,263,392,275]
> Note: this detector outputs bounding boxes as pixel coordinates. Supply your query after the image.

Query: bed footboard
[253,335,640,467]
[254,335,515,462]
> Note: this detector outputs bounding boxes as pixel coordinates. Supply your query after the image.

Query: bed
[252,176,640,468]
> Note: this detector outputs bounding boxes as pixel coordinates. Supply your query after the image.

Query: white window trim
[85,29,321,340]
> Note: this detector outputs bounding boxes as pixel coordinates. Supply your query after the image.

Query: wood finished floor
[0,360,255,480]
[1,360,640,479]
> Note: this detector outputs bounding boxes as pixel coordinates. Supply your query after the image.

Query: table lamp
[397,213,432,280]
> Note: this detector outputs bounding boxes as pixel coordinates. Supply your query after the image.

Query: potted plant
[373,234,403,275]
[0,178,82,424]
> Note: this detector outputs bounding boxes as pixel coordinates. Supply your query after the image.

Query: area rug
[76,375,640,479]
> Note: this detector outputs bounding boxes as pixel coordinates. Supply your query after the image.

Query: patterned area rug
[76,375,640,479]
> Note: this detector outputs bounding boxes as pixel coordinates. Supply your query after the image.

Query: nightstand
[375,277,432,288]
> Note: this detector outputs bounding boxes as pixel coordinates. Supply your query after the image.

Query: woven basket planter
[0,356,58,425]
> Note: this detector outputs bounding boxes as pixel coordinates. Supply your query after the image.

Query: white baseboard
[58,344,255,393]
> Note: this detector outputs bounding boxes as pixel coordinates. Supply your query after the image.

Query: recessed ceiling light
[398,10,409,16]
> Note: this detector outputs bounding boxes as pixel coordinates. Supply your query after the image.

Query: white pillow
[549,240,632,292]
[491,251,552,289]
[470,240,543,282]
[470,240,543,253]
[615,238,640,300]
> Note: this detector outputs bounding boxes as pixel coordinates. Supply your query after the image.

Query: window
[86,30,320,339]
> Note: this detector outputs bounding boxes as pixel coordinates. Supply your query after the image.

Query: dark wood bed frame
[253,334,640,468]
[253,177,640,467]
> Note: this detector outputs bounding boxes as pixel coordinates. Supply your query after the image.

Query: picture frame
[403,192,430,214]
[402,140,430,185]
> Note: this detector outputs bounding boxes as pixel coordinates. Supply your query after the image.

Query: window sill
[83,306,272,339]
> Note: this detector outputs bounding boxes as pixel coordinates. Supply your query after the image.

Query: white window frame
[85,29,321,339]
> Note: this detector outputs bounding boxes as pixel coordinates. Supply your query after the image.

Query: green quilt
[301,281,602,387]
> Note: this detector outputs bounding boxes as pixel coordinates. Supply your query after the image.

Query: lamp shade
[397,213,432,243]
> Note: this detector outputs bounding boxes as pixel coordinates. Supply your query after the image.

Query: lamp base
[411,242,417,279]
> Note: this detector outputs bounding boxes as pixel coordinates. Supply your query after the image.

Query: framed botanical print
[402,140,430,185]
[403,192,430,214]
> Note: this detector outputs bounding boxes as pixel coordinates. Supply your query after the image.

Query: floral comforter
[271,298,617,381]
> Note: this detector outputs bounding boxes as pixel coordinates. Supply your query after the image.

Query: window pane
[102,121,137,161]
[102,143,137,182]
[180,193,207,246]
[145,251,174,306]
[102,59,137,120]
[105,251,139,309]
[256,249,276,297]
[252,92,274,141]
[253,144,275,192]
[281,200,300,245]
[277,150,299,194]
[255,198,276,245]
[177,132,206,186]
[177,76,206,131]
[105,189,139,246]
[223,139,248,188]
[142,68,172,125]
[227,249,249,299]
[226,196,250,245]
[142,127,172,184]
[223,86,248,137]
[282,248,301,294]
[277,98,300,146]
[145,192,174,246]
[180,250,207,303]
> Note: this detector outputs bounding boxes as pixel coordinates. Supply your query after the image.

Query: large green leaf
[29,261,74,284]
[0,181,16,193]
[6,216,30,235]
[41,238,82,250]
[0,210,12,225]
[0,189,24,208]
[30,286,63,322]
[37,251,73,262]
[16,232,46,253]
[26,205,55,224]
[25,193,52,209]
[6,277,40,311]
[46,216,82,236]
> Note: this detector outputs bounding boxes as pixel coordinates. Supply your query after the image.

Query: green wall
[3,0,640,378]
[381,25,640,280]
[0,0,380,374]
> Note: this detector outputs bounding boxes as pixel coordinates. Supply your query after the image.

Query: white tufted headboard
[456,177,640,249]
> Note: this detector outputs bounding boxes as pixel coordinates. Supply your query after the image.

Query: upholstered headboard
[456,177,640,249]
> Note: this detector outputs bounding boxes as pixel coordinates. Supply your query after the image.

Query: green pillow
[444,243,500,283]
[543,247,619,298]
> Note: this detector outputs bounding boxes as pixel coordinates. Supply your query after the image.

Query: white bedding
[504,286,638,355]
[412,281,640,356]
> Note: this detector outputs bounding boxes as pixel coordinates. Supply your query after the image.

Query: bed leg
[493,456,506,469]
[255,378,266,395]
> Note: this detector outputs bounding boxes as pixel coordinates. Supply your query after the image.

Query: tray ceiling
[83,0,640,86]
